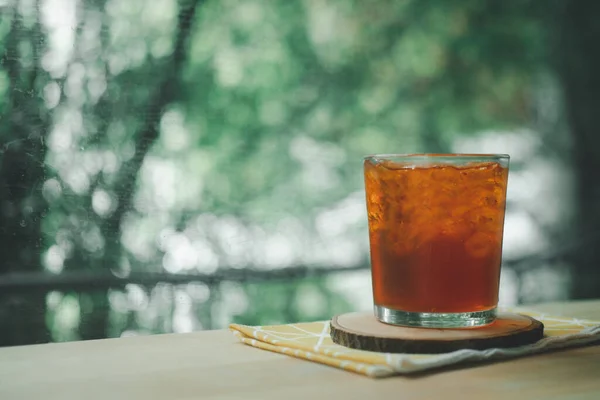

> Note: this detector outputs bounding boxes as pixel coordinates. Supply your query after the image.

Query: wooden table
[1,300,599,400]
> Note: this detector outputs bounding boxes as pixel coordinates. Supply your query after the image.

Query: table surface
[1,300,599,400]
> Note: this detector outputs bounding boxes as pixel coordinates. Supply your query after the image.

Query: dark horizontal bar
[0,264,370,293]
[0,250,564,294]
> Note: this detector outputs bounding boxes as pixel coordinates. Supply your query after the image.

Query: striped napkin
[230,309,600,378]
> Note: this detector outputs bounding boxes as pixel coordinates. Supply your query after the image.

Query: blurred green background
[1,0,599,346]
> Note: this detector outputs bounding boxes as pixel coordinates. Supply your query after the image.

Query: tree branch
[100,0,204,261]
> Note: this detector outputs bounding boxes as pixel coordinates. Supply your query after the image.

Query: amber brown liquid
[364,159,509,313]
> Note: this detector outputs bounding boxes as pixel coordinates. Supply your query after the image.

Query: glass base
[374,305,497,328]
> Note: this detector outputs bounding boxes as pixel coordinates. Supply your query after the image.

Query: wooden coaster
[330,312,544,354]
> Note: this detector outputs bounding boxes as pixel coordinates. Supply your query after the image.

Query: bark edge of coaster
[330,311,544,354]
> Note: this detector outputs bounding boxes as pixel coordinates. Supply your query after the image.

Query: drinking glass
[364,154,510,328]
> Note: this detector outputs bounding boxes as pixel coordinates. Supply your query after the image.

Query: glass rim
[364,153,510,161]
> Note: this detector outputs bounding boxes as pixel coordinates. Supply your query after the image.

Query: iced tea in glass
[364,154,509,328]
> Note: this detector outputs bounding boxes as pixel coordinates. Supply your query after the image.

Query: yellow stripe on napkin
[230,309,600,378]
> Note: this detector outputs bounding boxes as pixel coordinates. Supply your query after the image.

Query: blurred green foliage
[0,0,563,345]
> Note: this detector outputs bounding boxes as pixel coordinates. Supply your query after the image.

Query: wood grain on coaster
[330,312,544,354]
